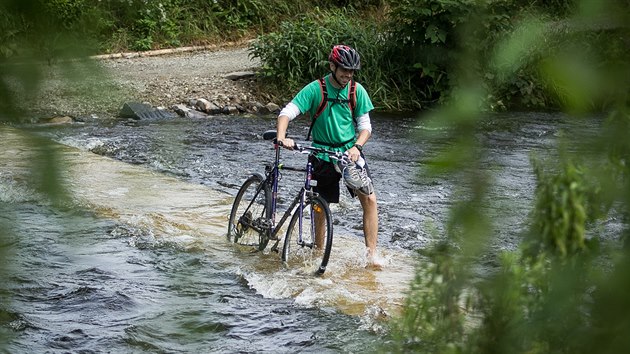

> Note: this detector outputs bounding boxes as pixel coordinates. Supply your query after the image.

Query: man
[275,44,382,268]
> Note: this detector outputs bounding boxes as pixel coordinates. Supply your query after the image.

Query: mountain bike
[227,130,343,275]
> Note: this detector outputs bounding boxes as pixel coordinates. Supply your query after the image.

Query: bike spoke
[282,196,333,275]
[228,174,271,250]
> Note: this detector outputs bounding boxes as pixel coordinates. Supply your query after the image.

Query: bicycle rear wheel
[282,195,333,275]
[227,173,271,250]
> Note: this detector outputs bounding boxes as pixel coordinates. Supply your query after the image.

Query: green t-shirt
[292,74,374,157]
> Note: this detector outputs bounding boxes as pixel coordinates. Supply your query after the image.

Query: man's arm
[276,102,301,149]
[347,112,372,161]
[355,128,371,147]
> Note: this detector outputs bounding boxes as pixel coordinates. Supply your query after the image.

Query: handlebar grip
[275,139,301,151]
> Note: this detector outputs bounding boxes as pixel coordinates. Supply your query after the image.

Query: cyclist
[275,44,382,269]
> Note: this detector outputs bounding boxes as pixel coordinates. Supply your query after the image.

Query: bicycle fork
[297,161,316,248]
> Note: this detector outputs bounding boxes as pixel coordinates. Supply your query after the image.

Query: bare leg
[314,205,326,249]
[357,192,380,267]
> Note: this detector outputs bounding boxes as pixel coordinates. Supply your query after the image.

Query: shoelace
[344,162,370,188]
[356,166,371,187]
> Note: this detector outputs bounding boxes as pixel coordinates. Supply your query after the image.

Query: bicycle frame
[266,141,316,252]
[233,130,342,251]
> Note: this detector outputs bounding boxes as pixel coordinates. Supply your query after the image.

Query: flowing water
[0,112,609,353]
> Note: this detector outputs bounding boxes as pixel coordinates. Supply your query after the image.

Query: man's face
[330,63,355,86]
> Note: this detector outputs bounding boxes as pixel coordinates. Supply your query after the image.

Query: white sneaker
[342,157,374,195]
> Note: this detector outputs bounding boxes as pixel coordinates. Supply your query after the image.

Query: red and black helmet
[328,45,361,70]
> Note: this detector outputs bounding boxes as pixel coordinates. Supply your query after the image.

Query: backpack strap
[349,79,357,123]
[306,78,358,141]
[306,77,328,141]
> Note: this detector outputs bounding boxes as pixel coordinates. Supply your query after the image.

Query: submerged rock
[119,102,177,120]
[48,116,74,124]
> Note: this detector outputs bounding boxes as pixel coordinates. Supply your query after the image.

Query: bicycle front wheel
[282,195,333,275]
[227,173,271,250]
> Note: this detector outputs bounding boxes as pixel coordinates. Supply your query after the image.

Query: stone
[224,71,256,80]
[265,102,280,114]
[171,104,190,117]
[119,101,177,120]
[48,116,73,124]
[247,101,265,114]
[223,106,239,115]
[186,110,208,119]
[195,98,221,114]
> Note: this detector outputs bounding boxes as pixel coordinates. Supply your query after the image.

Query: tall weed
[250,8,385,104]
[249,8,422,110]
[387,0,630,353]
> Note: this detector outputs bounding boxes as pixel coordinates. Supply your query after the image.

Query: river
[0,111,606,352]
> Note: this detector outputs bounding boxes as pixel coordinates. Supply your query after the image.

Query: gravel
[33,45,264,120]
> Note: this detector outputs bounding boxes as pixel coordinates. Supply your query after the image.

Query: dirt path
[36,43,263,119]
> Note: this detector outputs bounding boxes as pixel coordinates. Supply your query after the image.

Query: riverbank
[33,42,268,121]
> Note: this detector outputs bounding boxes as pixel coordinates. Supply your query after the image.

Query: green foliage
[250,9,341,90]
[385,0,562,110]
[249,6,431,110]
[1,2,81,350]
[248,0,607,111]
[88,0,189,52]
[388,0,630,353]
[385,0,475,103]
[525,157,598,259]
[4,0,620,111]
[43,0,87,28]
[249,8,385,103]
[374,0,627,111]
[1,0,96,122]
[389,242,469,353]
[1,0,358,55]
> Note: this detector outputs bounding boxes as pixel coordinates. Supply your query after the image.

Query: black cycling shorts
[308,153,372,203]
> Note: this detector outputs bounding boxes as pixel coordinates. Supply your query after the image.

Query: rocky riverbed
[33,43,277,122]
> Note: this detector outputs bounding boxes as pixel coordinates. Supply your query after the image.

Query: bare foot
[366,250,384,271]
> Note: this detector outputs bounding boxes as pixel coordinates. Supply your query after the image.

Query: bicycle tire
[227,173,272,250]
[281,195,333,275]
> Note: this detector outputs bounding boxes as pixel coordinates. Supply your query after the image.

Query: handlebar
[262,129,344,160]
[291,143,344,159]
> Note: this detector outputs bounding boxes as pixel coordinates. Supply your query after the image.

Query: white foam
[0,174,39,203]
[59,136,106,151]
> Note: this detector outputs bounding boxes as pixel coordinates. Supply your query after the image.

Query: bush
[385,0,629,111]
[249,8,389,106]
[248,0,595,111]
[386,1,630,353]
